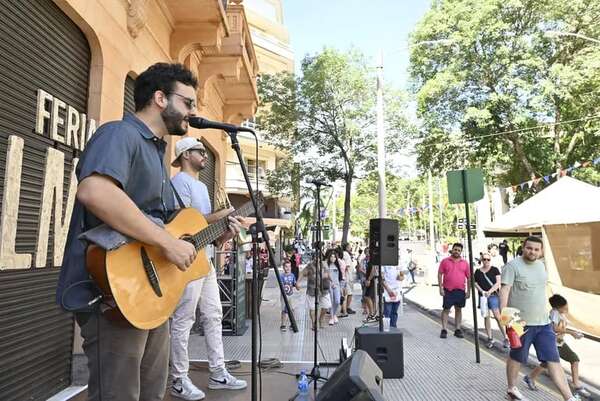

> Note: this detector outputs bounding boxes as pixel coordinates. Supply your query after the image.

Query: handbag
[480,295,489,317]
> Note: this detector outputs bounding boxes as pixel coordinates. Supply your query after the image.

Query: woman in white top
[323,249,343,325]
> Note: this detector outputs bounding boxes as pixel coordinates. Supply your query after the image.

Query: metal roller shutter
[0,0,90,400]
[123,75,136,116]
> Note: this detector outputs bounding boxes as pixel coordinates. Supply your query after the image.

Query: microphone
[188,116,253,133]
[305,177,332,187]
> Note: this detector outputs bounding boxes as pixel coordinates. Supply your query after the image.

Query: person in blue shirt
[280,258,300,331]
[56,63,218,401]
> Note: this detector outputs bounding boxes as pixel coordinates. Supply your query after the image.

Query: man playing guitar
[169,137,247,400]
[56,63,242,401]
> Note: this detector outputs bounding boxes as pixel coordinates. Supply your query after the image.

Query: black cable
[258,294,263,401]
[317,340,330,380]
[96,309,102,401]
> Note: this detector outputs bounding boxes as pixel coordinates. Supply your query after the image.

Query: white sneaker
[575,386,591,398]
[507,386,528,400]
[171,376,205,400]
[208,371,247,390]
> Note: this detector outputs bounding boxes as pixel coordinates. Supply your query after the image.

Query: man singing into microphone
[57,63,220,401]
[169,137,247,400]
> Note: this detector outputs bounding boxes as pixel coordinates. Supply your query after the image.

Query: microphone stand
[308,182,329,394]
[223,127,298,401]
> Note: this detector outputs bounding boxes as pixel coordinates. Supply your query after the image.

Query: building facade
[225,0,295,247]
[0,1,258,400]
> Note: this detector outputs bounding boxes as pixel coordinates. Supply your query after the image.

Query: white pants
[170,268,224,379]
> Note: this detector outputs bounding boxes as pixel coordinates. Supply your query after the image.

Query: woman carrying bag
[474,252,509,349]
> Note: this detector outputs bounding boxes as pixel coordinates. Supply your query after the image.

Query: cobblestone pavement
[188,271,571,401]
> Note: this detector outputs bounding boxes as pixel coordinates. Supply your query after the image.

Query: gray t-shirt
[170,172,212,214]
[501,256,549,326]
[171,171,213,257]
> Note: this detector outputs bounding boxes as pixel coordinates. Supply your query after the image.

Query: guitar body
[86,208,211,330]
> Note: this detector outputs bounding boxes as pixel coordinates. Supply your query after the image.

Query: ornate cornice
[127,0,148,38]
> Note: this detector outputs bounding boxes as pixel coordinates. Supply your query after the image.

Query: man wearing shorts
[438,243,470,339]
[500,236,577,401]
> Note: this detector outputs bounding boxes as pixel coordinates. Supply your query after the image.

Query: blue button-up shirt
[56,113,175,310]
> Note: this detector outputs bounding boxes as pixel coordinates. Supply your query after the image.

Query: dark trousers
[408,269,416,284]
[76,312,170,401]
[383,301,400,327]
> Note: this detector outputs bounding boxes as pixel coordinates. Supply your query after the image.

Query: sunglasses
[170,92,197,110]
[482,258,491,261]
[189,148,207,157]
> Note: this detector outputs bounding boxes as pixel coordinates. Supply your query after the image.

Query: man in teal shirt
[500,236,576,401]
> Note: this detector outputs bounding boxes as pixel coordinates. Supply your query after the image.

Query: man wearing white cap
[169,136,247,400]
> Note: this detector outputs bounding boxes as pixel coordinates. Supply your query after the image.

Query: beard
[161,102,187,136]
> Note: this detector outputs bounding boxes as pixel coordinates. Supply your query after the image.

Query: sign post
[447,168,484,363]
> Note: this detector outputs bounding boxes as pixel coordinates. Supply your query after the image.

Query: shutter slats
[0,0,90,400]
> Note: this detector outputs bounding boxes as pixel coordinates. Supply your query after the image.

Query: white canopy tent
[484,176,600,236]
[484,176,600,337]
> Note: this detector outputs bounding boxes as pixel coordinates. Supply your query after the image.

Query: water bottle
[297,370,309,397]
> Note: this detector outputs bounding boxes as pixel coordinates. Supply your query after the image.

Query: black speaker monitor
[316,350,385,401]
[355,326,404,379]
[369,218,399,266]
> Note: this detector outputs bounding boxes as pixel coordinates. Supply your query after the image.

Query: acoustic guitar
[86,195,262,329]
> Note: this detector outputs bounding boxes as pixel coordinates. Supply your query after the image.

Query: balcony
[167,0,259,122]
[225,161,270,195]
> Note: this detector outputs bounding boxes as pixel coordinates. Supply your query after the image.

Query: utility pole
[428,171,435,251]
[406,192,413,238]
[376,50,387,218]
[438,176,444,240]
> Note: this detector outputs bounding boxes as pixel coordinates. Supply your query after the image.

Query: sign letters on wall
[0,90,97,269]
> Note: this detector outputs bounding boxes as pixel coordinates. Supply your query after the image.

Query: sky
[281,0,432,89]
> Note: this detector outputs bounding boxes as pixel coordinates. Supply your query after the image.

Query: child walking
[279,259,300,331]
[382,264,404,328]
[523,294,590,398]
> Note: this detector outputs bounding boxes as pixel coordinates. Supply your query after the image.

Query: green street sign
[447,168,484,204]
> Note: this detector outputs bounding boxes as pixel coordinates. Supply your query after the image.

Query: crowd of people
[277,242,417,332]
[437,238,590,401]
[278,236,591,401]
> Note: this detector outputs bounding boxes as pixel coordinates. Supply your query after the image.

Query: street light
[375,39,456,220]
[544,30,600,45]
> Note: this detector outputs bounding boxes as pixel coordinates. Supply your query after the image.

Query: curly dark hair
[134,63,198,111]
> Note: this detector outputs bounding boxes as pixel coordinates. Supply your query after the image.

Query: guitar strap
[169,180,187,209]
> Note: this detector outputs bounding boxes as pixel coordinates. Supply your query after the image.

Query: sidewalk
[186,272,572,401]
[403,280,600,397]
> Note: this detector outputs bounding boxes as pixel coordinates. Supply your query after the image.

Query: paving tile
[189,272,564,401]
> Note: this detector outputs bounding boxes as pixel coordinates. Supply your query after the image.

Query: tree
[409,0,600,187]
[258,48,413,243]
[344,171,462,244]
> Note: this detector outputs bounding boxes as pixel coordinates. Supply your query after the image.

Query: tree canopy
[409,0,600,188]
[258,48,414,243]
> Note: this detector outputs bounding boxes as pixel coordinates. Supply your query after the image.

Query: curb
[404,295,600,399]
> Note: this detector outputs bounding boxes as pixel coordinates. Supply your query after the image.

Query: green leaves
[257,48,414,242]
[410,0,600,188]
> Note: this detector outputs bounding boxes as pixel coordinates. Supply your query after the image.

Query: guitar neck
[189,200,258,249]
